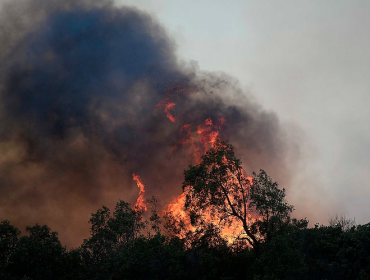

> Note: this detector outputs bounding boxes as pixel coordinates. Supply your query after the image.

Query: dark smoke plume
[0,0,292,247]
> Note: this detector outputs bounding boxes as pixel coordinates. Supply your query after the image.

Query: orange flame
[165,176,256,245]
[164,102,176,123]
[132,173,147,211]
[171,117,226,162]
[156,84,197,122]
[154,85,257,245]
[197,117,225,151]
[164,136,258,245]
[165,191,194,238]
[157,100,176,123]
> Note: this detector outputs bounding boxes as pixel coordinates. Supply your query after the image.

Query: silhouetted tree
[328,213,356,231]
[81,200,145,279]
[8,224,66,280]
[302,223,370,279]
[0,220,20,279]
[182,141,295,255]
[250,169,294,243]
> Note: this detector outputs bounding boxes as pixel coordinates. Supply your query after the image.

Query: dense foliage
[1,143,370,279]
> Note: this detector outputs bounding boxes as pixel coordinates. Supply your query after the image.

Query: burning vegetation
[0,0,291,249]
[1,1,370,279]
[2,143,370,279]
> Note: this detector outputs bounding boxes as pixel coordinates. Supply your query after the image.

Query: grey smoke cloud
[0,0,293,247]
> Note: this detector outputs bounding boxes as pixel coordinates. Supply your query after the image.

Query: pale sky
[115,0,370,224]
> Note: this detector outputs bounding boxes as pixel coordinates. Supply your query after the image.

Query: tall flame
[132,173,147,211]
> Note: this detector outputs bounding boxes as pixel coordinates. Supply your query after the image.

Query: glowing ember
[132,173,147,211]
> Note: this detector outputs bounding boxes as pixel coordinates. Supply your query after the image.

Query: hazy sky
[115,0,370,224]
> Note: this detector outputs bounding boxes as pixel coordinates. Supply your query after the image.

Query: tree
[297,222,370,280]
[250,169,294,243]
[8,224,66,280]
[328,213,356,232]
[0,220,20,279]
[81,200,145,278]
[182,141,294,255]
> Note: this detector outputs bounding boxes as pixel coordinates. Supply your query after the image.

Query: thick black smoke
[0,0,291,247]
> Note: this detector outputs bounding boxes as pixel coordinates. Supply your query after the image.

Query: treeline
[1,208,370,279]
[1,142,370,279]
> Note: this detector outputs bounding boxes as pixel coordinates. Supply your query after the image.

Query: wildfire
[164,175,256,245]
[131,105,257,246]
[132,173,147,212]
[173,117,226,162]
[197,117,225,151]
[154,86,255,245]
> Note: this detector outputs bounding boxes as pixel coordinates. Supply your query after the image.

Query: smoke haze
[0,0,294,247]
